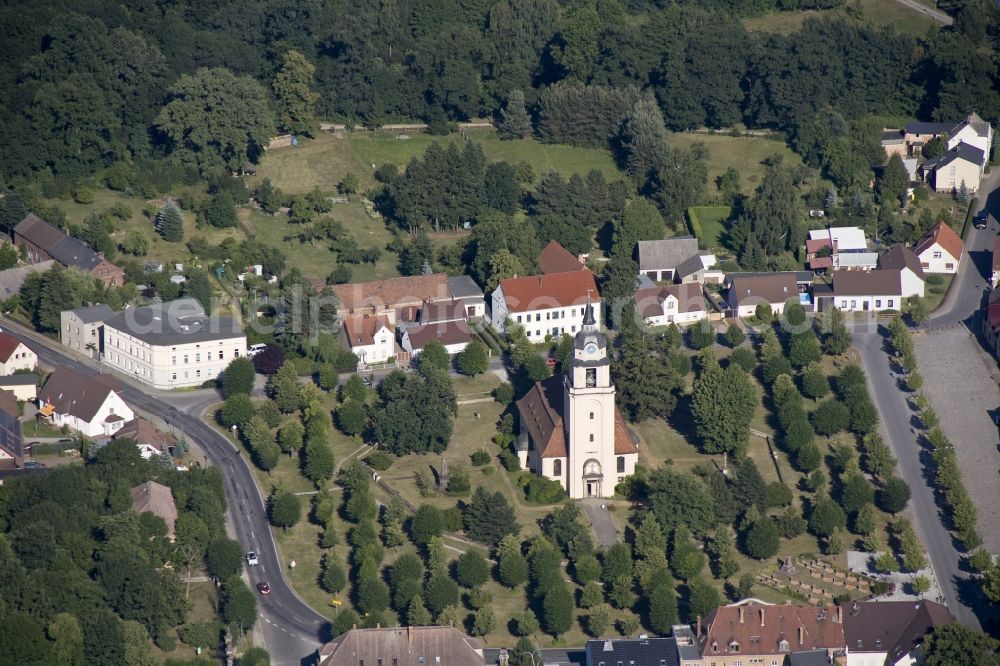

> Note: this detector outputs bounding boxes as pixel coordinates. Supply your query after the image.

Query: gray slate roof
[103,298,244,346]
[636,237,700,271]
[924,142,986,170]
[68,303,116,324]
[904,121,953,135]
[585,637,680,666]
[675,254,707,280]
[14,214,106,271]
[447,274,484,299]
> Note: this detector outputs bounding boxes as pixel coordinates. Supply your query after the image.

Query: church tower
[563,299,617,498]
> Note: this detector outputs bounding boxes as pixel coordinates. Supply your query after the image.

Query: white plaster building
[815,270,906,313]
[101,299,246,389]
[490,270,599,340]
[0,332,36,375]
[515,304,639,499]
[341,315,395,366]
[877,245,926,298]
[37,366,133,438]
[633,282,707,327]
[914,222,964,274]
[61,304,115,358]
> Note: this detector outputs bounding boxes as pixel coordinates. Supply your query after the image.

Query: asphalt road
[889,0,953,25]
[0,319,329,666]
[848,169,1000,632]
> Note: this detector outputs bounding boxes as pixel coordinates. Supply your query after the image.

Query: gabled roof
[903,121,954,135]
[14,214,110,272]
[342,315,392,349]
[675,253,715,280]
[317,626,484,666]
[924,142,986,171]
[404,320,473,350]
[332,274,450,312]
[516,374,639,458]
[952,111,991,139]
[446,275,484,300]
[0,332,29,363]
[700,602,846,656]
[879,245,924,279]
[841,600,952,659]
[496,270,599,313]
[584,637,680,666]
[39,367,123,423]
[130,480,178,538]
[539,240,585,275]
[914,222,963,262]
[634,283,707,319]
[807,226,867,252]
[830,270,903,297]
[114,417,176,452]
[636,237,701,271]
[727,273,798,308]
[881,129,904,144]
[419,299,465,324]
[66,303,116,324]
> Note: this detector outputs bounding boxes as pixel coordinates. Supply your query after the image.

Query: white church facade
[515,303,639,499]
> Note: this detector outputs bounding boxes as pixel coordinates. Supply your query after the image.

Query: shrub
[729,347,756,372]
[366,450,394,471]
[765,482,793,508]
[470,449,491,467]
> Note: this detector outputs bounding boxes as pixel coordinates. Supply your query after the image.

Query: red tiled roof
[805,238,836,254]
[539,240,585,275]
[498,271,599,313]
[405,320,472,350]
[331,274,449,313]
[0,332,25,363]
[914,222,963,262]
[516,374,639,458]
[701,603,846,657]
[342,315,392,348]
[130,480,178,538]
[809,256,834,270]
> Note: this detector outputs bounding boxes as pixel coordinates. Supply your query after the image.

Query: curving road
[0,318,328,665]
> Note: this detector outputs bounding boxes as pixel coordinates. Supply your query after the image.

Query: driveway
[579,498,620,549]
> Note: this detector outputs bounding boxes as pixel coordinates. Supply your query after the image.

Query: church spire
[582,291,596,330]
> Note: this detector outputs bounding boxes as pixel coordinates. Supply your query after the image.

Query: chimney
[759,608,764,627]
[798,626,804,646]
[696,616,702,638]
[739,606,744,623]
[836,606,843,623]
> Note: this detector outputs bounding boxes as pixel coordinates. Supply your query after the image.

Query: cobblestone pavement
[913,327,1000,554]
[846,550,943,603]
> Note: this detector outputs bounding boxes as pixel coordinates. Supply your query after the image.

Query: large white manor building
[515,303,639,499]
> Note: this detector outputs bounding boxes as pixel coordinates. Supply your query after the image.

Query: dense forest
[0,0,998,190]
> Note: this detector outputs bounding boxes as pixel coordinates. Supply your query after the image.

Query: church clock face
[585,343,597,355]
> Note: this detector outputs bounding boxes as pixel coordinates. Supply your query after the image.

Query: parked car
[974,210,989,229]
[23,461,40,469]
[246,552,259,566]
[248,344,267,357]
[256,582,271,595]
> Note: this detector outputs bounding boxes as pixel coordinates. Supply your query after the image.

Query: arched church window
[553,459,562,476]
[586,368,596,387]
[617,456,625,473]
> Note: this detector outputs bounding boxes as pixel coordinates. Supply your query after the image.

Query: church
[515,302,639,499]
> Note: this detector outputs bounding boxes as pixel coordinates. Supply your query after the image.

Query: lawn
[668,132,815,196]
[741,0,942,38]
[250,131,624,195]
[688,206,732,251]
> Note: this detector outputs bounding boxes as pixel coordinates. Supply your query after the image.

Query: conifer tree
[156,199,184,242]
[498,90,532,140]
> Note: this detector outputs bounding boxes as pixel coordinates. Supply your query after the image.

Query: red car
[256,582,271,595]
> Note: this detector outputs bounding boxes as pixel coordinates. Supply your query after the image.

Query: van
[247,344,267,357]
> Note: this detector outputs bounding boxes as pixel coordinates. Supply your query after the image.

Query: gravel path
[914,327,1000,553]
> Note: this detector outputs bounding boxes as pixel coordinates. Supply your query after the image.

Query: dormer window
[729,641,740,652]
[778,640,789,652]
[712,643,718,653]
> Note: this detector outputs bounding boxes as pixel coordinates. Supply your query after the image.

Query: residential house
[114,417,177,460]
[633,282,707,327]
[636,237,716,283]
[674,252,721,284]
[490,269,599,339]
[914,222,963,274]
[806,227,877,272]
[697,601,846,666]
[902,120,956,156]
[60,303,115,358]
[539,240,586,274]
[400,320,473,356]
[881,129,907,159]
[947,111,993,157]
[920,143,986,193]
[877,245,926,298]
[814,270,906,312]
[131,480,178,539]
[341,315,394,366]
[992,237,1000,288]
[37,366,134,438]
[13,213,124,286]
[0,389,25,464]
[585,626,702,666]
[102,298,247,389]
[316,626,485,666]
[842,600,952,666]
[726,273,799,318]
[331,273,485,324]
[0,374,38,402]
[0,332,36,375]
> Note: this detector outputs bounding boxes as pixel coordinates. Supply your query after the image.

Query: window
[617,456,625,473]
[589,412,594,420]
[184,355,189,364]
[553,459,562,476]
[666,300,675,310]
[729,641,740,652]
[850,300,856,308]
[946,263,954,270]
[840,300,847,308]
[589,434,594,442]
[933,250,942,258]
[172,373,177,381]
[778,640,789,652]
[875,300,881,308]
[572,309,576,316]
[571,326,576,332]
[195,353,201,362]
[535,314,541,321]
[196,370,201,378]
[586,368,596,387]
[887,299,894,308]
[516,315,522,323]
[234,349,240,357]
[535,330,541,337]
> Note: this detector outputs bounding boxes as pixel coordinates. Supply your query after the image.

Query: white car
[247,344,267,357]
[246,551,259,566]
